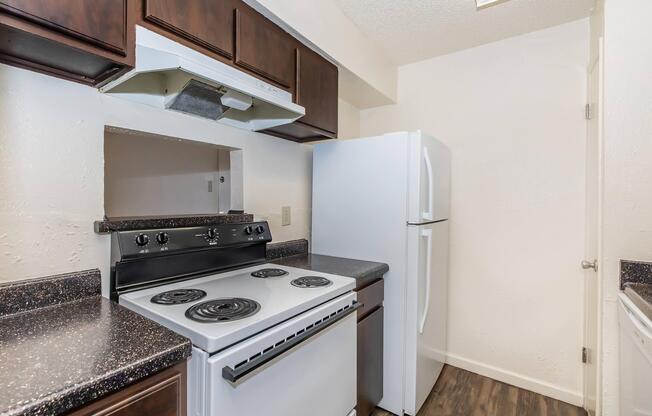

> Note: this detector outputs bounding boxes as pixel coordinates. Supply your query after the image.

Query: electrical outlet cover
[282,206,291,226]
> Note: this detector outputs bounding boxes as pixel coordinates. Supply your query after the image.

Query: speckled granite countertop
[0,270,191,416]
[270,243,389,290]
[94,213,254,233]
[620,260,652,321]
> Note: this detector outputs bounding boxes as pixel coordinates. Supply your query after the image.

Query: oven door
[204,292,358,416]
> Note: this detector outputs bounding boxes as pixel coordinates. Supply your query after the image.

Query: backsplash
[266,239,309,260]
[0,64,312,286]
[0,269,101,316]
[620,260,652,289]
[94,213,254,234]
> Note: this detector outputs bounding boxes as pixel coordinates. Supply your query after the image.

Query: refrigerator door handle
[422,149,434,221]
[419,228,433,334]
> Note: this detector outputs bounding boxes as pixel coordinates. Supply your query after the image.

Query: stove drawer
[202,292,357,416]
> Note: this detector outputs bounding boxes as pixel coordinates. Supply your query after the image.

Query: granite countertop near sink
[268,239,389,289]
[621,260,652,322]
[0,269,191,416]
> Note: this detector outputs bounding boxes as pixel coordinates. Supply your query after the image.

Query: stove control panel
[114,221,272,258]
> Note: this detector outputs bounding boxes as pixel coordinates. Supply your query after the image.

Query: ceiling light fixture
[476,0,511,9]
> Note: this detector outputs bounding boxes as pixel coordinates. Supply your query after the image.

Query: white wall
[359,20,589,405]
[0,64,312,293]
[337,98,361,139]
[599,0,652,414]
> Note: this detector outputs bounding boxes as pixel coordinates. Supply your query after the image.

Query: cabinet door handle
[419,228,433,334]
[422,149,434,221]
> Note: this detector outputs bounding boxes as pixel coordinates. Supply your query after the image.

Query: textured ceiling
[334,0,594,64]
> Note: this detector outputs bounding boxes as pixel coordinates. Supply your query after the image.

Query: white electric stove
[120,263,355,353]
[110,222,358,416]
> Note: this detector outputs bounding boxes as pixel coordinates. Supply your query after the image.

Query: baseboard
[445,353,584,407]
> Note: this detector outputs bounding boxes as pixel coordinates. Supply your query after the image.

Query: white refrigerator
[312,131,450,416]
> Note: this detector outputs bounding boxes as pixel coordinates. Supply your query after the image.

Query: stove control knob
[255,225,265,234]
[135,233,149,247]
[207,228,217,239]
[244,226,253,235]
[156,232,169,245]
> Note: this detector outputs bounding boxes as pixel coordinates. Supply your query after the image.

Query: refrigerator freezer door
[408,131,451,224]
[404,221,448,415]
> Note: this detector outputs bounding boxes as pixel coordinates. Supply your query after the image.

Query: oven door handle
[222,301,363,384]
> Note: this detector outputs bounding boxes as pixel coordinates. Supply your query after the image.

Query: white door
[583,37,603,416]
[404,221,448,415]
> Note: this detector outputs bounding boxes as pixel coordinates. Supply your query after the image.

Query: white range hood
[100,26,305,131]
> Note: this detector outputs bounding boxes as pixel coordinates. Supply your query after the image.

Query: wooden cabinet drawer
[145,0,235,59]
[68,362,186,416]
[357,306,384,416]
[357,279,384,322]
[234,4,294,89]
[0,0,127,55]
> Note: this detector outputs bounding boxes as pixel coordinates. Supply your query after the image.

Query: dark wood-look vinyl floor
[372,365,587,416]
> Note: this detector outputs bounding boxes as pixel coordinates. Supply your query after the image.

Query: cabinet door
[357,306,384,416]
[0,0,127,55]
[69,362,186,416]
[234,5,294,89]
[296,46,338,134]
[145,0,234,59]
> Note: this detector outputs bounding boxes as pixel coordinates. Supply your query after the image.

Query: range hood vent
[167,79,227,120]
[100,26,305,131]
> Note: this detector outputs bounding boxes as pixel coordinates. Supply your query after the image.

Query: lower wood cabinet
[356,279,384,416]
[68,362,187,416]
[358,306,384,416]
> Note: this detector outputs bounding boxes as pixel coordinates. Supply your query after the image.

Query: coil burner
[185,298,261,323]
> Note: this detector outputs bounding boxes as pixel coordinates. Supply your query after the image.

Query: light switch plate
[281,206,291,226]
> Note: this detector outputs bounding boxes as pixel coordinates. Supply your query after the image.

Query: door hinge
[582,347,589,364]
[585,103,593,120]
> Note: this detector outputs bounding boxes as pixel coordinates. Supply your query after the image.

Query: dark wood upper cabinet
[0,0,127,54]
[296,46,338,135]
[0,0,339,142]
[264,46,339,142]
[234,4,294,89]
[144,0,234,59]
[0,0,134,86]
